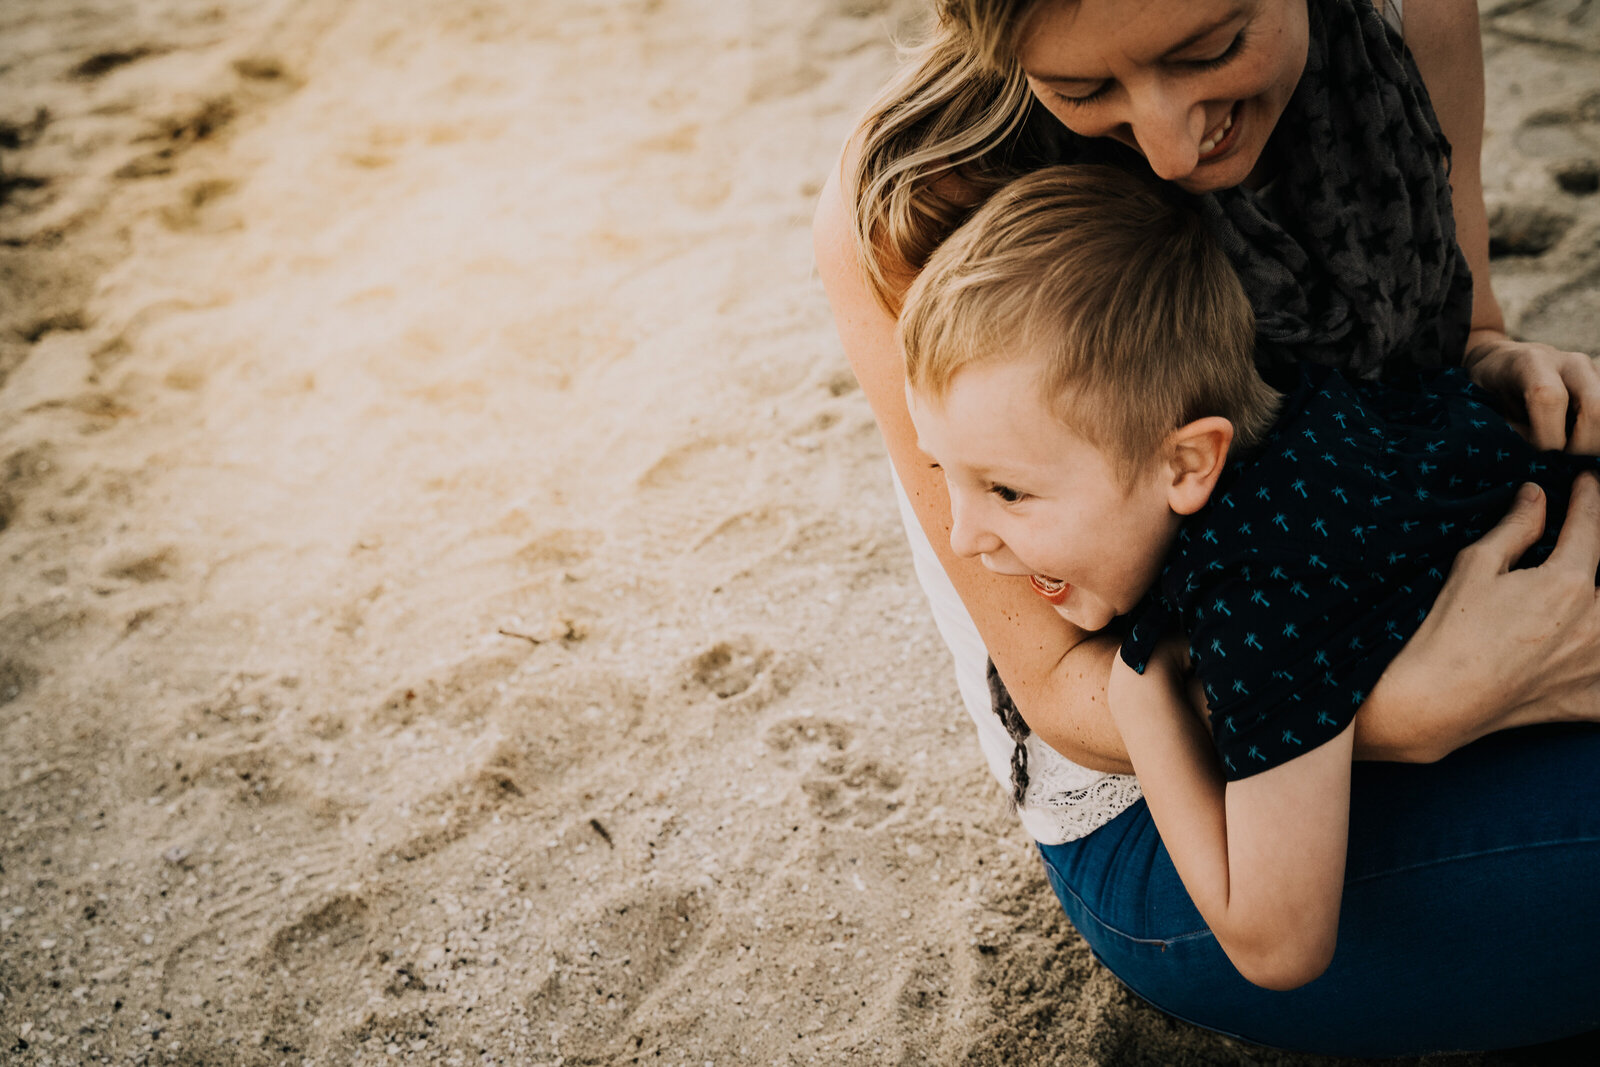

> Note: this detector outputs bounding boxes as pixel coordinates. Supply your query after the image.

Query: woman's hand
[1359,473,1600,762]
[1464,329,1600,454]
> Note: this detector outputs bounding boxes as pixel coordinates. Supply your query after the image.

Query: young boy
[900,164,1599,989]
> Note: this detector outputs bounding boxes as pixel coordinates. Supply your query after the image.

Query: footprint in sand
[95,542,177,584]
[763,715,853,755]
[1516,260,1600,354]
[1487,0,1600,51]
[686,639,772,699]
[800,753,904,826]
[1513,93,1600,163]
[1552,158,1600,195]
[528,886,709,1060]
[267,893,370,973]
[66,47,159,80]
[1489,200,1575,258]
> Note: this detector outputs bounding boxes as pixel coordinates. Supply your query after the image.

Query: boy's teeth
[1199,111,1234,154]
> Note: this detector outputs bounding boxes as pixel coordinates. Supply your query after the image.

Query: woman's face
[1017,0,1309,193]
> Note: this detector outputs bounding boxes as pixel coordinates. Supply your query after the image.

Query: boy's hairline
[907,345,1222,491]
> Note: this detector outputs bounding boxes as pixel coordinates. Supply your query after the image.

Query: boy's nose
[948,505,1001,561]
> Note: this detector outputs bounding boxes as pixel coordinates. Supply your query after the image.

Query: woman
[814,0,1600,1055]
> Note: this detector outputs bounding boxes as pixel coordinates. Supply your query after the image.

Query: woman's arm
[1108,649,1352,990]
[1407,0,1600,452]
[813,159,1134,774]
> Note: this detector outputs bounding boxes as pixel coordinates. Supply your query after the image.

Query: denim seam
[1038,848,1213,947]
[1344,833,1600,887]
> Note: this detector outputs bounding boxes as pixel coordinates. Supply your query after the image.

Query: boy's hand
[1109,634,1196,723]
[1464,330,1600,454]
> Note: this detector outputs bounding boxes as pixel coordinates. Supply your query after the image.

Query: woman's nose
[1127,89,1208,182]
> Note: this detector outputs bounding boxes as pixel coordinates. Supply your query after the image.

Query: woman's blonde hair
[848,0,1051,312]
[899,166,1281,483]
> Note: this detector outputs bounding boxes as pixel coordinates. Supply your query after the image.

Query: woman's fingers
[1520,357,1572,452]
[1546,470,1600,573]
[1468,338,1600,454]
[1455,481,1546,575]
[1561,355,1600,455]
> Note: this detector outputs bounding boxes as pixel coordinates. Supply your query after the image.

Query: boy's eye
[990,484,1026,504]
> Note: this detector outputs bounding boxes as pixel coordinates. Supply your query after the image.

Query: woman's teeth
[1198,110,1234,155]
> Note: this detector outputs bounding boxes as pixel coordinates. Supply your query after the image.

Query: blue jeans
[1036,723,1600,1057]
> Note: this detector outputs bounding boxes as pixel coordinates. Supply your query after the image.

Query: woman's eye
[1050,84,1110,109]
[990,485,1026,504]
[1187,29,1246,71]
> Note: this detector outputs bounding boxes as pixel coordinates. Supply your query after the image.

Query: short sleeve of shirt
[1182,554,1418,781]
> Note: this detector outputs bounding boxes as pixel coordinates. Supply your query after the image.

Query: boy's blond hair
[899,165,1281,485]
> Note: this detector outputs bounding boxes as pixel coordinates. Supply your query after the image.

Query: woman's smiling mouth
[1197,104,1238,160]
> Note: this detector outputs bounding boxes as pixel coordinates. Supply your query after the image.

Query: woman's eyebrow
[1025,7,1246,82]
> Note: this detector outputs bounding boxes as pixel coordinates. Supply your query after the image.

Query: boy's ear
[1163,416,1234,516]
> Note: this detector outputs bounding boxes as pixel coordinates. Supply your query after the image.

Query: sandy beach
[2,1,1598,1064]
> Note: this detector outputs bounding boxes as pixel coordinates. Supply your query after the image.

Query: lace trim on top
[1017,737,1143,845]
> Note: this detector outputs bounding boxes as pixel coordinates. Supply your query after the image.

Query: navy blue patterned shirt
[1120,363,1598,781]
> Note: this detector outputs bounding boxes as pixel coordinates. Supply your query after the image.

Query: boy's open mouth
[1029,574,1071,604]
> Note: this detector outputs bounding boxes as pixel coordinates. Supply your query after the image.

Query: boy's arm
[1109,646,1353,991]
